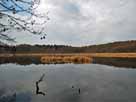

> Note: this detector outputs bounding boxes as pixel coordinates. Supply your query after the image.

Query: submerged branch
[35,74,46,96]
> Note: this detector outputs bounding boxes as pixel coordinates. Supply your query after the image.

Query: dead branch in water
[35,74,46,96]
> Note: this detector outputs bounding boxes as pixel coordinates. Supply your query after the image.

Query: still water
[0,64,136,102]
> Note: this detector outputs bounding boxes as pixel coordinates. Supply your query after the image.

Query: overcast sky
[14,0,136,46]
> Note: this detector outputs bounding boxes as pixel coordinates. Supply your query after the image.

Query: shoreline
[0,53,136,68]
[1,53,136,58]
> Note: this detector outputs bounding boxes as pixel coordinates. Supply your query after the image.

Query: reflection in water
[0,92,32,102]
[56,88,81,102]
[93,57,136,68]
[1,56,136,68]
[16,92,31,102]
[0,56,136,68]
[0,56,42,65]
[0,64,136,102]
[0,56,41,65]
[0,92,16,102]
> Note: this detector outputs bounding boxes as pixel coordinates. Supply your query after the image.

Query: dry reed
[41,55,92,64]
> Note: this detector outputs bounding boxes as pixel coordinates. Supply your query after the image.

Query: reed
[41,55,92,64]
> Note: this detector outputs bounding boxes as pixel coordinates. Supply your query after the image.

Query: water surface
[0,64,136,102]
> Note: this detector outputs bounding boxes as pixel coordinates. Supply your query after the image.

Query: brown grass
[91,53,136,58]
[41,56,93,64]
[1,53,136,64]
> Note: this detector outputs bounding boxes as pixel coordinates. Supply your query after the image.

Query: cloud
[14,0,136,46]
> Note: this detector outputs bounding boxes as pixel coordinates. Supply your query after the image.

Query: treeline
[0,40,136,53]
[0,44,81,53]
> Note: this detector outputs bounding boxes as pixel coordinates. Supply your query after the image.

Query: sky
[12,0,136,46]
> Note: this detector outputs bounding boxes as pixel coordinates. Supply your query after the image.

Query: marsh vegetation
[0,53,136,68]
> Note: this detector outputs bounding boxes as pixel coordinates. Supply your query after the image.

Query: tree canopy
[0,0,49,44]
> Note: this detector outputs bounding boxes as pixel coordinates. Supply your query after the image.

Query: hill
[0,40,136,53]
[84,40,136,53]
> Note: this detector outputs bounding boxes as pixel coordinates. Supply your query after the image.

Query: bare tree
[0,0,49,44]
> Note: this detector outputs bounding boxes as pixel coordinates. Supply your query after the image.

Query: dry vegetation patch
[41,55,93,64]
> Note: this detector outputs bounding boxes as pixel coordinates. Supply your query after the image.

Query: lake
[0,64,136,102]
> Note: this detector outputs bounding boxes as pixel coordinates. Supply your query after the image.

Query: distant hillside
[84,40,136,53]
[0,40,136,53]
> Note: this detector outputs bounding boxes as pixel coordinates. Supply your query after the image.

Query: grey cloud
[14,0,136,46]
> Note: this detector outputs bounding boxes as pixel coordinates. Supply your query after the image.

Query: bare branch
[35,73,46,96]
[0,0,49,44]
